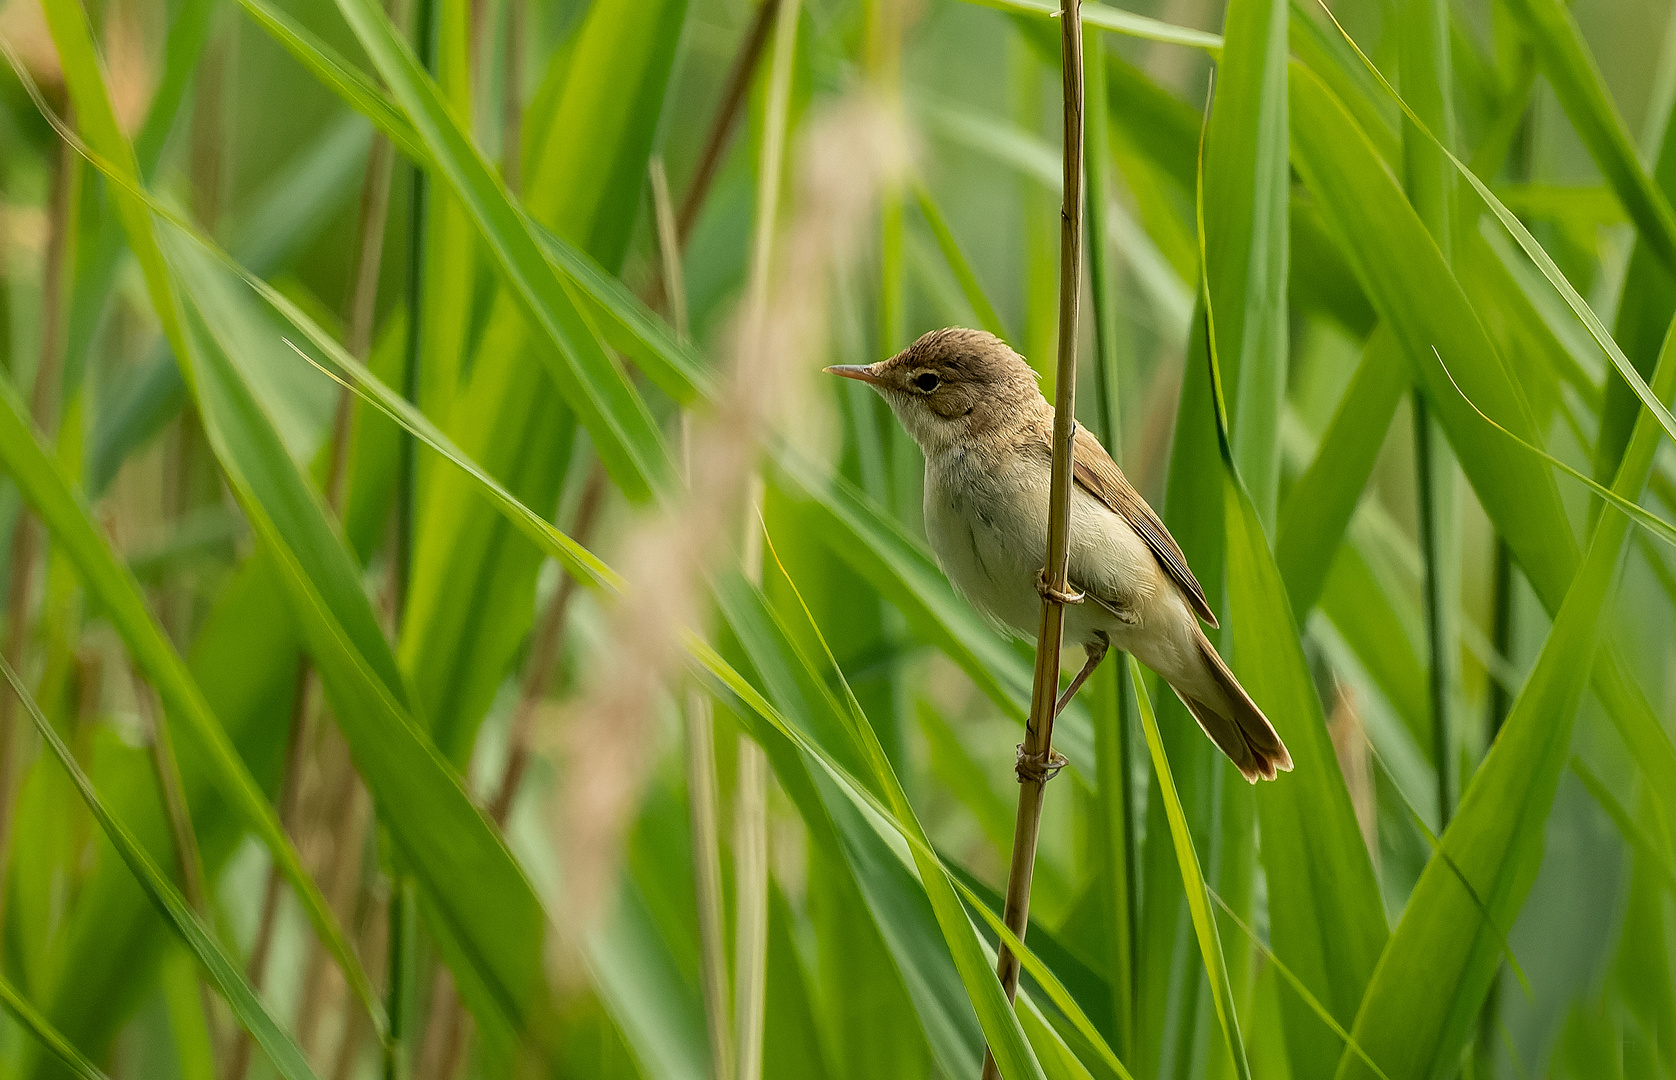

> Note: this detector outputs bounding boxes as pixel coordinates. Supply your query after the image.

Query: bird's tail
[1171,628,1293,783]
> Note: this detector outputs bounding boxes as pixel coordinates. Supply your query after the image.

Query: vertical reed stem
[653,155,732,1080]
[981,0,1082,1073]
[0,134,72,948]
[733,3,801,1075]
[675,0,781,247]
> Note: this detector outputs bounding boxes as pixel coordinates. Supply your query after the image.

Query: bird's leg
[1015,634,1109,784]
[1054,632,1109,718]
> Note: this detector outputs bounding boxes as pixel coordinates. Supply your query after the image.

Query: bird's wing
[1068,424,1219,628]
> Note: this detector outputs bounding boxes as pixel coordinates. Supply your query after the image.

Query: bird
[826,327,1292,784]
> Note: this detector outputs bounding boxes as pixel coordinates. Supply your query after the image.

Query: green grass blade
[177,287,557,1042]
[531,222,711,403]
[1332,309,1676,1079]
[0,274,382,1053]
[0,656,319,1080]
[325,0,674,501]
[0,974,112,1080]
[1569,757,1676,898]
[1205,0,1289,525]
[1127,656,1251,1080]
[236,0,709,414]
[1197,128,1389,1076]
[1501,0,1676,275]
[1598,62,1676,487]
[758,536,1137,1078]
[399,0,686,768]
[1316,9,1676,491]
[1275,328,1410,615]
[701,572,1142,1080]
[1224,467,1390,1073]
[698,584,1034,1080]
[231,0,428,164]
[1286,48,1676,859]
[21,13,562,1035]
[1206,892,1392,1080]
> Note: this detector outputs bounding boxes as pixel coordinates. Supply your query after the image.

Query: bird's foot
[1035,569,1084,605]
[1015,744,1069,784]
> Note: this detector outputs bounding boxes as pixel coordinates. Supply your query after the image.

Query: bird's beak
[824,364,885,386]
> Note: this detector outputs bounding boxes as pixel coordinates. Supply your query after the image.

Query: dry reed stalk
[1326,681,1377,858]
[296,758,372,1058]
[653,153,732,1080]
[979,0,1083,1074]
[676,0,781,248]
[132,662,224,1067]
[0,132,73,947]
[500,0,523,194]
[547,91,907,974]
[731,0,801,1072]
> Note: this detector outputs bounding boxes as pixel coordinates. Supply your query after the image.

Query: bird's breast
[922,446,1052,637]
[922,443,1179,649]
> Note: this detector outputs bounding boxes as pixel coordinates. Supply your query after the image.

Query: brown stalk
[653,155,730,1080]
[331,878,390,1080]
[501,0,524,195]
[131,668,219,1057]
[676,0,782,249]
[0,133,74,944]
[979,0,1082,1074]
[295,755,372,1057]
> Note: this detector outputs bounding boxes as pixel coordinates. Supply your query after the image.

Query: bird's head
[825,328,1041,454]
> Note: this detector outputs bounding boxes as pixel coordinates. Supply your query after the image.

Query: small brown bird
[828,327,1292,782]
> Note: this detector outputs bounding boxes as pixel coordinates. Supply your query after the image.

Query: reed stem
[732,3,801,1074]
[0,133,72,951]
[980,0,1082,1073]
[653,155,731,1080]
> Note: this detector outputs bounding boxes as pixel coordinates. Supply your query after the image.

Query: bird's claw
[1015,744,1069,784]
[1035,569,1084,605]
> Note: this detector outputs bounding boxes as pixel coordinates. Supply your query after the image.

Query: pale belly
[922,448,1183,658]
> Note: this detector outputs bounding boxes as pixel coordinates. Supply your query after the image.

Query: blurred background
[0,0,1674,1075]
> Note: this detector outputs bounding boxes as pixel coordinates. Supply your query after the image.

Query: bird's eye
[915,372,940,392]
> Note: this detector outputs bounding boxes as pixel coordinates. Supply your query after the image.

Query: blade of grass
[235,0,712,411]
[1275,327,1410,614]
[1205,0,1289,527]
[704,578,1045,1080]
[327,0,673,502]
[0,335,383,1043]
[1127,656,1250,1080]
[23,8,563,1041]
[0,655,319,1080]
[714,542,1160,1080]
[1286,49,1676,853]
[1206,891,1392,1080]
[1501,0,1676,276]
[0,973,113,1080]
[1331,306,1676,1080]
[1397,0,1461,832]
[1315,7,1676,498]
[1196,132,1389,1079]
